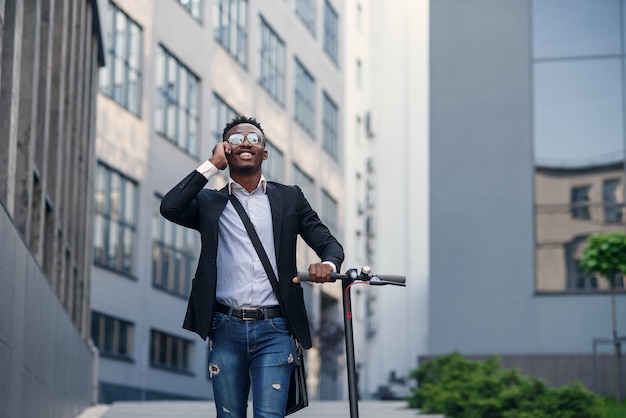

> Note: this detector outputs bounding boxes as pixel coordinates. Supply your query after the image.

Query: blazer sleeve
[160,170,209,230]
[295,186,345,270]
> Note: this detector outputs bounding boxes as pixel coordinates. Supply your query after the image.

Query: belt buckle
[240,308,259,320]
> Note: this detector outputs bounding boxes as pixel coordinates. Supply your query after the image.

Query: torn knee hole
[209,363,220,377]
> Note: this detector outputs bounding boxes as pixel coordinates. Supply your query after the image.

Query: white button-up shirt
[197,161,278,308]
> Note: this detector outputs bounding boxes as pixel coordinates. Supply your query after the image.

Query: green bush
[408,353,603,418]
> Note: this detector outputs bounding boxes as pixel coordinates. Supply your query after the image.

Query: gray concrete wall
[0,202,94,418]
[428,0,626,395]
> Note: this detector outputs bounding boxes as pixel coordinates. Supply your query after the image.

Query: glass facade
[296,0,316,34]
[533,0,626,292]
[259,18,285,103]
[152,195,199,298]
[322,92,338,156]
[293,164,315,204]
[263,139,284,182]
[177,0,203,20]
[321,189,338,234]
[294,58,316,135]
[99,2,142,115]
[323,0,338,63]
[93,163,137,276]
[150,329,194,372]
[211,93,238,146]
[214,0,248,65]
[91,311,134,359]
[155,45,200,156]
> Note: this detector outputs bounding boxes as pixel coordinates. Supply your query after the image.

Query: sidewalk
[76,400,443,418]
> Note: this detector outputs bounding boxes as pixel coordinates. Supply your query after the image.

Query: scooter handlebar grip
[372,275,406,285]
[296,272,339,282]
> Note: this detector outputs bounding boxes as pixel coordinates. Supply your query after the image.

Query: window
[259,18,285,103]
[533,0,620,60]
[177,0,202,20]
[321,189,338,233]
[150,329,194,373]
[574,261,598,290]
[603,178,622,224]
[211,93,238,146]
[214,0,248,65]
[294,59,315,135]
[323,1,338,63]
[152,195,199,297]
[534,59,623,164]
[293,164,314,203]
[264,139,284,182]
[296,0,316,34]
[91,311,134,359]
[155,45,200,156]
[533,0,626,293]
[99,2,142,115]
[322,92,338,156]
[93,163,137,275]
[570,186,590,219]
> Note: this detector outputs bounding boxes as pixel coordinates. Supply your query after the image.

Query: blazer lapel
[266,183,283,260]
[210,187,230,247]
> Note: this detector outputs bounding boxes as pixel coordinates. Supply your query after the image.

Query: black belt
[216,303,282,320]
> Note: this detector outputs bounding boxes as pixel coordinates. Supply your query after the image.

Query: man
[160,116,344,418]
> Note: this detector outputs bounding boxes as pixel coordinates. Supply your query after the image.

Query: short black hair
[222,115,265,140]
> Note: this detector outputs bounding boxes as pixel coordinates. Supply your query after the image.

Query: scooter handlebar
[369,274,406,286]
[296,271,340,282]
[296,271,406,286]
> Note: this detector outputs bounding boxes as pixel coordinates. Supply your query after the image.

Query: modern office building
[0,0,106,417]
[428,0,626,397]
[341,0,429,399]
[91,0,346,402]
[344,0,626,400]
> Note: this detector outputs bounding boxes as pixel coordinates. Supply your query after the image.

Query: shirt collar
[228,175,267,195]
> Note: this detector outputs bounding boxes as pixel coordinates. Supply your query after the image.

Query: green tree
[580,231,626,403]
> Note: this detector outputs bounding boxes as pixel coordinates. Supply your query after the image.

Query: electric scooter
[297,267,406,418]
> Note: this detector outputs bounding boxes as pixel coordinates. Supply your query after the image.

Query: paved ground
[76,400,443,418]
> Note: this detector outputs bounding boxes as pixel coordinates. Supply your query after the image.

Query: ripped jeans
[208,311,297,418]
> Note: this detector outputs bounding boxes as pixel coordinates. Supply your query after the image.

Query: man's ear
[263,150,268,160]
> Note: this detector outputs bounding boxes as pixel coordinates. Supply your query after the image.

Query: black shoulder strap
[228,194,284,306]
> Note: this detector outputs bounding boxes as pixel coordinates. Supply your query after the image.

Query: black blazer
[160,170,344,349]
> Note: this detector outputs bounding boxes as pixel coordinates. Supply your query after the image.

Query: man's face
[223,123,267,174]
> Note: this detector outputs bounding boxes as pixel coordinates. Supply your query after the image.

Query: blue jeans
[208,311,297,418]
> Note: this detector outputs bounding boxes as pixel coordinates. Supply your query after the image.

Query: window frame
[322,91,339,157]
[155,44,200,157]
[323,0,339,63]
[93,162,138,277]
[214,0,248,65]
[152,194,199,298]
[263,139,284,182]
[99,1,143,115]
[150,329,195,374]
[296,0,317,35]
[259,17,286,104]
[91,311,135,361]
[294,58,316,136]
[176,0,203,21]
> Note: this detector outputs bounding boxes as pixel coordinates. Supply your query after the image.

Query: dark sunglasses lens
[229,134,244,144]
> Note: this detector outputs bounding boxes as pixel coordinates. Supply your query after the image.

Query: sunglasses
[226,133,263,146]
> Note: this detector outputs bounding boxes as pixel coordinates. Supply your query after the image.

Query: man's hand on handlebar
[292,262,334,283]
